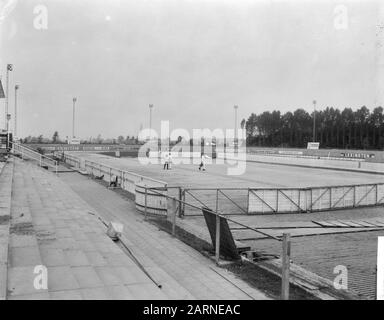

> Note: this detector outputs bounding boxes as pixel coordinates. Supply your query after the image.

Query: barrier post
[39,155,42,167]
[215,189,219,212]
[215,213,221,264]
[172,197,177,237]
[182,190,186,216]
[281,233,291,300]
[178,187,183,217]
[144,186,148,221]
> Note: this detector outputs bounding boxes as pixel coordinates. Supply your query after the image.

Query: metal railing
[164,182,384,216]
[145,185,280,254]
[58,153,167,195]
[248,183,384,214]
[245,149,363,162]
[62,152,80,168]
[13,143,58,174]
[165,187,249,217]
[58,152,384,215]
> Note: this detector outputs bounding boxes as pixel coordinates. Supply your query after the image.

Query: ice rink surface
[73,152,384,189]
[69,152,384,299]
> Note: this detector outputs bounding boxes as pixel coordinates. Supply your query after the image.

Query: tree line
[244,106,384,150]
[21,132,140,145]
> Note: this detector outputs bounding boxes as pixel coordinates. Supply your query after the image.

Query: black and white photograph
[1,0,384,309]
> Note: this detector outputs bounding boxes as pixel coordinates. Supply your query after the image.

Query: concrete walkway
[0,161,12,300]
[4,158,269,299]
[6,159,168,299]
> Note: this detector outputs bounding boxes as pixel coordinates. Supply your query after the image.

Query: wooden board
[202,207,241,260]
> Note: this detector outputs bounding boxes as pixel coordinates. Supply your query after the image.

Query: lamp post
[234,105,238,151]
[14,85,19,139]
[149,104,153,139]
[5,64,13,136]
[72,97,77,139]
[312,100,316,142]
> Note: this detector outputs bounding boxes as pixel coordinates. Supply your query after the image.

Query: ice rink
[67,152,384,299]
[72,152,384,189]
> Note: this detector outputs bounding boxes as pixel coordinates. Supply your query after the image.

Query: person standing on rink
[168,152,173,170]
[199,153,210,171]
[163,152,169,170]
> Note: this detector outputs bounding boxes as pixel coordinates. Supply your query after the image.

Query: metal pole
[216,189,219,212]
[377,236,384,300]
[172,197,176,237]
[313,100,316,142]
[72,97,77,138]
[14,85,19,139]
[281,233,291,300]
[234,105,238,152]
[178,187,182,217]
[215,214,221,264]
[5,64,12,148]
[149,104,153,139]
[144,186,148,220]
[5,66,9,131]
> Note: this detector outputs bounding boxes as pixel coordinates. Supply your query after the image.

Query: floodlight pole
[14,85,19,138]
[234,105,238,151]
[149,104,153,139]
[5,66,9,130]
[72,97,77,138]
[313,100,316,142]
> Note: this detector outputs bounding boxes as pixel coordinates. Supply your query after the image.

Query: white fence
[219,152,384,174]
[248,183,384,214]
[57,152,384,215]
[82,159,166,193]
[13,143,58,173]
[58,152,168,215]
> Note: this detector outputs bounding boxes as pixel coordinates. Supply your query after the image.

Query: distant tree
[117,135,125,144]
[52,131,59,143]
[240,119,246,129]
[96,134,103,144]
[37,135,43,144]
[244,106,384,150]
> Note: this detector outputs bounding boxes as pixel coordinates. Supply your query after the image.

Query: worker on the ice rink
[199,153,210,171]
[163,152,169,170]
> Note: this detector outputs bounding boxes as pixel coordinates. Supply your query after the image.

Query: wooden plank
[361,220,384,228]
[281,233,291,300]
[343,220,367,228]
[346,220,367,228]
[312,220,342,228]
[327,220,348,227]
[335,220,361,228]
[354,220,376,227]
[373,220,384,227]
[202,207,240,260]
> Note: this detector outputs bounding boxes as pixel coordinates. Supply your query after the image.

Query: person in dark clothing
[109,175,118,187]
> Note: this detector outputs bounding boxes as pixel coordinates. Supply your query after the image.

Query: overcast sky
[0,0,383,139]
